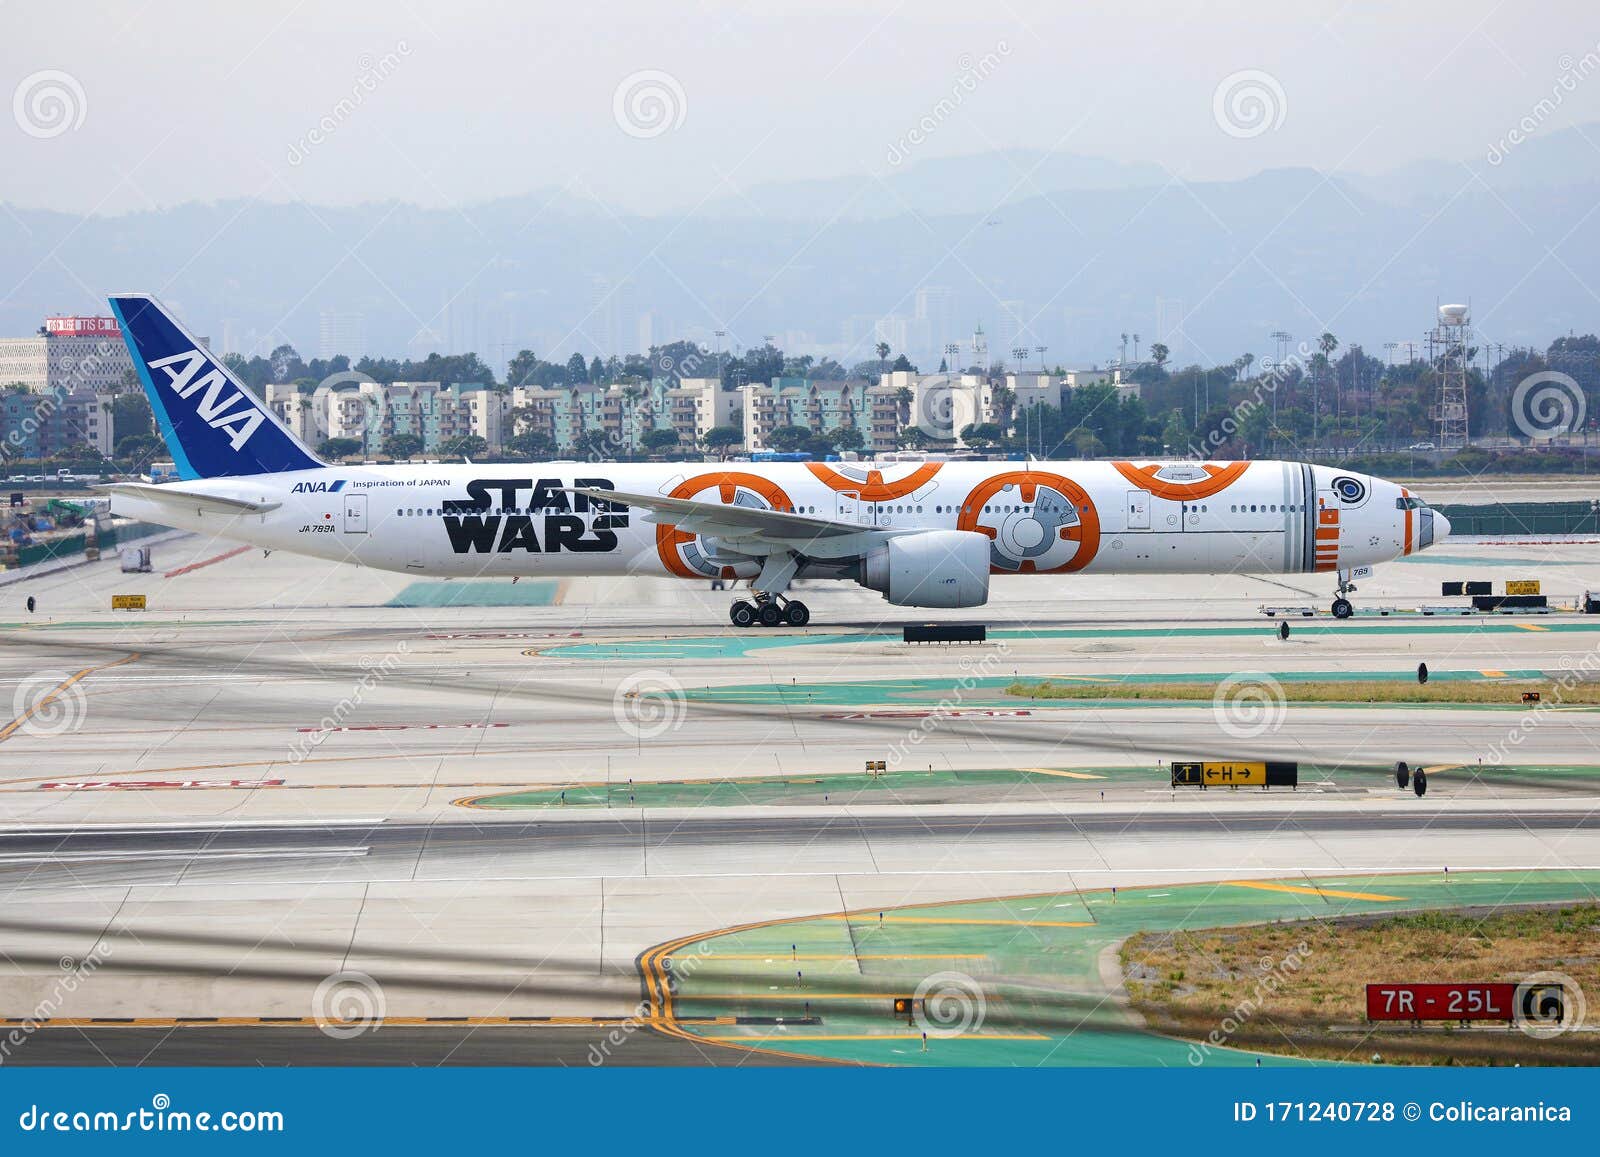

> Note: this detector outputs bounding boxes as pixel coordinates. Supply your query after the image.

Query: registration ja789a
[1234,1102,1397,1123]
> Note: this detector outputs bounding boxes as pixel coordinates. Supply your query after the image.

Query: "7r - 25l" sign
[1366,983,1515,1021]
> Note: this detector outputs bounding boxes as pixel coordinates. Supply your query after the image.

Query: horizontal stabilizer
[97,481,281,518]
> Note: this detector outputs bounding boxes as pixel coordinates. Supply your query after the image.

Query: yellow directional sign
[111,594,147,610]
[1171,760,1297,788]
[1506,580,1541,596]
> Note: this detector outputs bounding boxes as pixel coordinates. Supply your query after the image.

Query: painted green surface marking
[667,869,1600,1066]
[547,618,1600,661]
[468,763,1600,810]
[385,580,560,608]
[1399,553,1598,567]
[470,767,1133,809]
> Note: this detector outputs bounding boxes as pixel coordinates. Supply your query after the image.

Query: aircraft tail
[108,293,324,479]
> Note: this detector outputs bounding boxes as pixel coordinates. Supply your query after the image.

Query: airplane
[100,293,1450,627]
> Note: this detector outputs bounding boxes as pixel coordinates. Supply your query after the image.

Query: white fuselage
[110,458,1441,585]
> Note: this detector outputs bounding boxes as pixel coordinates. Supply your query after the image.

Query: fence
[1435,501,1600,536]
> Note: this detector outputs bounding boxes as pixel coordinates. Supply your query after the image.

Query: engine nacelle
[859,530,990,608]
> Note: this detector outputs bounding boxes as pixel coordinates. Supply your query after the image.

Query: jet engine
[857,530,990,608]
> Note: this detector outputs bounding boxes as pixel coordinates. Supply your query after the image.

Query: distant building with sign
[0,316,135,395]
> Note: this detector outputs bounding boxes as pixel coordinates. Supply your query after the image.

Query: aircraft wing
[96,481,282,518]
[570,486,898,546]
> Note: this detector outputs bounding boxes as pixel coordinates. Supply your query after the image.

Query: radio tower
[1429,303,1471,451]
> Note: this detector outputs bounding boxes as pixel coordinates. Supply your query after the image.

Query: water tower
[1429,303,1471,450]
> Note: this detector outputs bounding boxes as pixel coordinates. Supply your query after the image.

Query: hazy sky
[5,1,1600,216]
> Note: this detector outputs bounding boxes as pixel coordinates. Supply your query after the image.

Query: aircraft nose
[1434,511,1451,542]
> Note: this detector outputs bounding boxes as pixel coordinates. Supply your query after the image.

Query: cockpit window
[1395,497,1428,510]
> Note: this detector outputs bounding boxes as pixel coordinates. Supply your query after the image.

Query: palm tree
[1318,333,1339,447]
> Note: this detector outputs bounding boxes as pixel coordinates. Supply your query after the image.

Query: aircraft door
[836,490,870,524]
[1126,489,1151,530]
[343,492,368,534]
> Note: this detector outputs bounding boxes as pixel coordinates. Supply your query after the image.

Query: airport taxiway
[2,530,1599,1061]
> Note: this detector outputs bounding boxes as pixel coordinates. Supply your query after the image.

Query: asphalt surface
[3,808,1597,891]
[1,1026,823,1067]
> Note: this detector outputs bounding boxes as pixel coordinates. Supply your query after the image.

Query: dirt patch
[1009,678,1600,706]
[1121,904,1600,1065]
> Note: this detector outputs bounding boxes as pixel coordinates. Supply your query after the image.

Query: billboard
[45,316,121,336]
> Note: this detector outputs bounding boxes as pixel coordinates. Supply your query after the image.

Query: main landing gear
[729,592,810,629]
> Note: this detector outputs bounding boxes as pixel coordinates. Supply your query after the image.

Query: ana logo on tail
[146,349,265,451]
[110,292,322,479]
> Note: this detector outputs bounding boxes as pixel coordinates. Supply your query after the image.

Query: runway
[4,807,1600,892]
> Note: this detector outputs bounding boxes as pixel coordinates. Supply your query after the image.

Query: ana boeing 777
[101,294,1449,626]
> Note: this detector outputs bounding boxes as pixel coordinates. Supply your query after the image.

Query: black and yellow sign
[865,760,886,774]
[1506,580,1541,596]
[111,594,147,610]
[1171,760,1298,788]
[892,997,920,1017]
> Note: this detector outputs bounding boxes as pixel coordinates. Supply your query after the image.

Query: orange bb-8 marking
[956,471,1100,574]
[805,461,943,502]
[1111,461,1249,501]
[654,471,796,579]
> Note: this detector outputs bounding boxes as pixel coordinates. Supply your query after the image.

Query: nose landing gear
[1331,568,1357,619]
[729,593,809,629]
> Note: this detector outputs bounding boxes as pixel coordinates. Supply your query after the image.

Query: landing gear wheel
[1331,597,1353,619]
[757,601,783,628]
[784,600,810,627]
[729,601,755,628]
